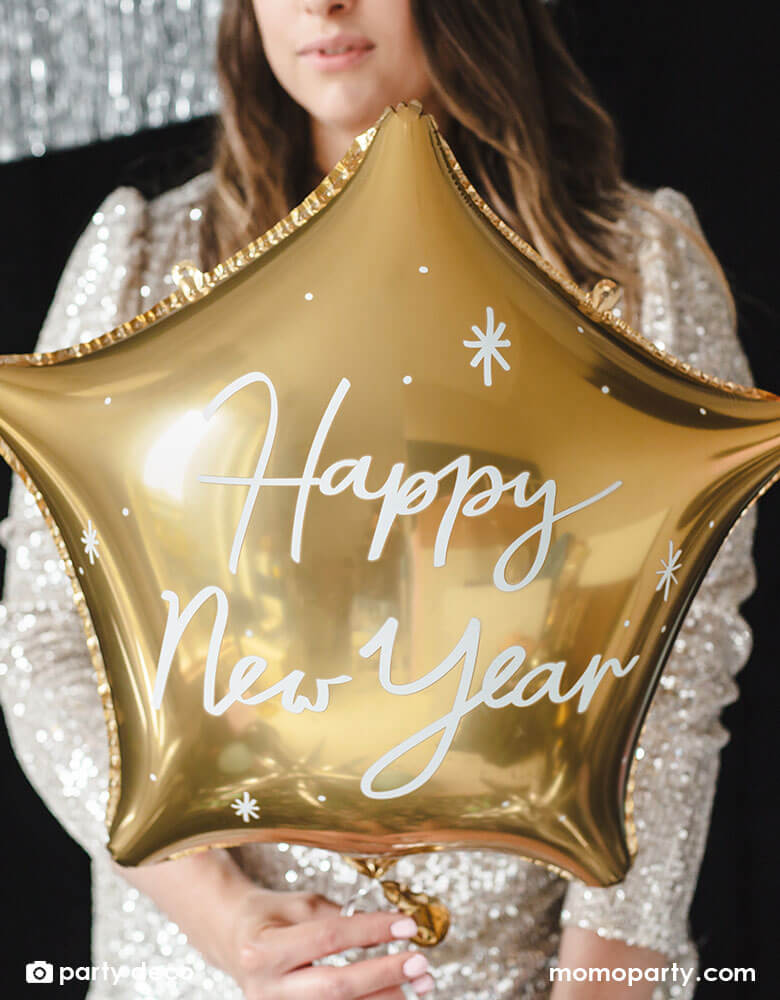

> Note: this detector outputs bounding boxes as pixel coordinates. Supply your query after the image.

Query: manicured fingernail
[403,954,429,978]
[390,917,418,938]
[411,973,435,995]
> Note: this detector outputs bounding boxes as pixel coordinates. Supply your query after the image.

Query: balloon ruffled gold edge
[2,98,775,879]
[0,436,124,838]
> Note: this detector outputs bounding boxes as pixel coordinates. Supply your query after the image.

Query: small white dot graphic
[418,265,429,274]
[699,407,707,415]
[601,385,610,394]
[104,396,112,405]
[576,325,584,333]
[122,508,130,517]
[402,375,413,384]
[304,292,313,301]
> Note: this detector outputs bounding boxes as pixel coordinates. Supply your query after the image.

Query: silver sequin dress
[0,172,758,999]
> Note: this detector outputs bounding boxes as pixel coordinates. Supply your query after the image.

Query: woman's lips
[298,37,375,72]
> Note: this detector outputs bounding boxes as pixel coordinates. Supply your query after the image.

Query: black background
[1,2,777,996]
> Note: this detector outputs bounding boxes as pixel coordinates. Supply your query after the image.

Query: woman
[0,1,758,998]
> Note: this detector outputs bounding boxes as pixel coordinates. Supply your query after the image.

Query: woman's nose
[303,0,354,15]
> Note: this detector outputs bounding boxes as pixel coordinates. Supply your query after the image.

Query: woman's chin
[302,78,417,137]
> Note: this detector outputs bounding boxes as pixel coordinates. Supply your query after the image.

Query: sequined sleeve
[559,187,759,975]
[0,186,148,860]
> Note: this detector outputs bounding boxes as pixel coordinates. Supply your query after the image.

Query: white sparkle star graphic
[80,520,100,564]
[463,306,511,387]
[231,791,260,823]
[655,540,683,601]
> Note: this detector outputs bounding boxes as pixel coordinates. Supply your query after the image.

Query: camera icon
[26,961,54,983]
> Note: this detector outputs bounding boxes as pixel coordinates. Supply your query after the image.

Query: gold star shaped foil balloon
[1,105,778,921]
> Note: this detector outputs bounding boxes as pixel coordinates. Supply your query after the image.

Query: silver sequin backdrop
[1,0,222,162]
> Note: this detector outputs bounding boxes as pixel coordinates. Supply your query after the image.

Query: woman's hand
[110,847,435,998]
[228,884,435,998]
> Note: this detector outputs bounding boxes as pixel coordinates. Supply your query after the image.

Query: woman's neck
[310,117,369,175]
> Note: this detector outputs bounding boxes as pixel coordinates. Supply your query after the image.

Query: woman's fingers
[363,979,436,1000]
[232,891,437,998]
[234,888,341,962]
[282,948,434,998]
[282,889,344,923]
[363,966,436,998]
[249,910,420,974]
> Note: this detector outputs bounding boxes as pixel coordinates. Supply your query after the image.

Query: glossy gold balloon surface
[1,104,778,887]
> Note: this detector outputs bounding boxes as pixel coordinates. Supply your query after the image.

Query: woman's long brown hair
[200,0,734,329]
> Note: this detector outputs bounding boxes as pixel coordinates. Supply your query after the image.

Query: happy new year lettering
[358,615,639,800]
[151,593,638,801]
[198,372,622,591]
[151,585,351,716]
